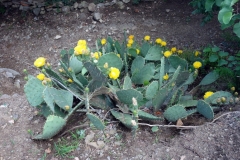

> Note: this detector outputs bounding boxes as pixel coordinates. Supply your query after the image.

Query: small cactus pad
[163,105,188,122]
[33,115,66,140]
[205,91,233,105]
[199,71,219,86]
[138,110,163,121]
[145,45,163,61]
[87,113,105,130]
[116,89,143,104]
[145,81,159,100]
[111,110,137,129]
[197,100,214,120]
[24,76,45,107]
[123,75,132,90]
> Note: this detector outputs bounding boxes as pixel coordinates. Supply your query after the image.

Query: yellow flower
[104,62,109,68]
[74,45,87,55]
[193,61,202,69]
[34,57,46,68]
[203,91,214,99]
[144,35,150,41]
[128,39,134,45]
[65,105,70,111]
[164,51,172,58]
[67,79,73,83]
[163,73,169,80]
[136,49,140,54]
[101,38,107,45]
[171,47,177,53]
[127,43,132,48]
[177,50,183,54]
[155,38,162,44]
[77,40,87,46]
[129,35,134,39]
[93,52,102,59]
[108,67,120,80]
[37,73,45,81]
[160,41,167,47]
[195,51,201,57]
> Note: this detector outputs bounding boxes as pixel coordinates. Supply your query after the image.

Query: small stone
[33,8,41,16]
[54,35,61,40]
[123,0,130,3]
[166,9,170,12]
[78,1,88,9]
[62,6,70,13]
[73,2,78,9]
[88,3,96,12]
[8,120,14,124]
[93,12,102,21]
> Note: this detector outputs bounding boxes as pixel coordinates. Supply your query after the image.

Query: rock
[93,12,102,21]
[78,13,87,21]
[19,5,29,11]
[54,35,61,39]
[116,1,125,9]
[166,9,170,13]
[88,3,96,12]
[78,1,88,9]
[62,6,70,13]
[32,8,40,16]
[73,2,78,9]
[123,0,130,3]
[0,68,20,78]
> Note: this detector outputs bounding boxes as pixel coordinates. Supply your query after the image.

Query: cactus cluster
[24,36,237,140]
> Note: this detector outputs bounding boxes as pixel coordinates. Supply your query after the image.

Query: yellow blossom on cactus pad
[65,105,70,111]
[195,51,201,56]
[164,51,172,58]
[34,57,46,68]
[128,39,134,45]
[104,62,109,68]
[74,45,87,55]
[67,79,73,83]
[203,91,214,99]
[129,35,134,39]
[136,49,140,54]
[160,41,167,47]
[101,38,107,45]
[37,73,45,81]
[93,52,102,59]
[155,38,162,44]
[193,61,202,69]
[144,35,150,41]
[127,43,132,48]
[77,40,87,46]
[108,67,120,80]
[171,47,177,53]
[163,73,169,80]
[177,50,183,54]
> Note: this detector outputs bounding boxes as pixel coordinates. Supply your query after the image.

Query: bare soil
[1,0,240,160]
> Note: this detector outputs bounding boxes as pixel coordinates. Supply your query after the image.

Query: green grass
[54,130,85,158]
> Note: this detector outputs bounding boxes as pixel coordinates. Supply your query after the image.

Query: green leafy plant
[24,35,236,139]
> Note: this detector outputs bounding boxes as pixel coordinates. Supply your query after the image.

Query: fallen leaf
[45,147,51,154]
[176,119,183,126]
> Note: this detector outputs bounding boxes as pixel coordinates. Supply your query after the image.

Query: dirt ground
[1,0,240,159]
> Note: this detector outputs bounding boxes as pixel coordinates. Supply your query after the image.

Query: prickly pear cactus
[116,89,143,104]
[87,113,105,130]
[33,115,66,140]
[205,91,233,105]
[24,76,45,107]
[163,105,190,122]
[138,110,163,121]
[197,100,214,120]
[111,110,137,129]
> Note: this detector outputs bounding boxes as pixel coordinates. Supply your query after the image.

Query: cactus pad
[111,110,137,129]
[145,45,163,61]
[24,76,45,107]
[116,89,143,104]
[145,81,159,100]
[33,115,66,140]
[197,100,214,120]
[87,113,105,130]
[163,105,188,122]
[138,110,163,121]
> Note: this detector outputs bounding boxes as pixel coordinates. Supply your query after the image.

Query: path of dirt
[1,0,240,159]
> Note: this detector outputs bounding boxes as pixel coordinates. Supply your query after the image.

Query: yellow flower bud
[144,35,150,41]
[128,39,134,45]
[231,87,235,91]
[65,105,70,111]
[104,62,109,68]
[67,79,73,83]
[136,49,140,54]
[171,47,177,53]
[129,35,134,39]
[160,41,167,47]
[235,92,238,96]
[163,73,169,80]
[221,97,226,103]
[155,38,162,44]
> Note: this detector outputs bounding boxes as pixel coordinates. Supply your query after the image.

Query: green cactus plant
[24,76,45,107]
[87,113,105,130]
[33,115,66,140]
